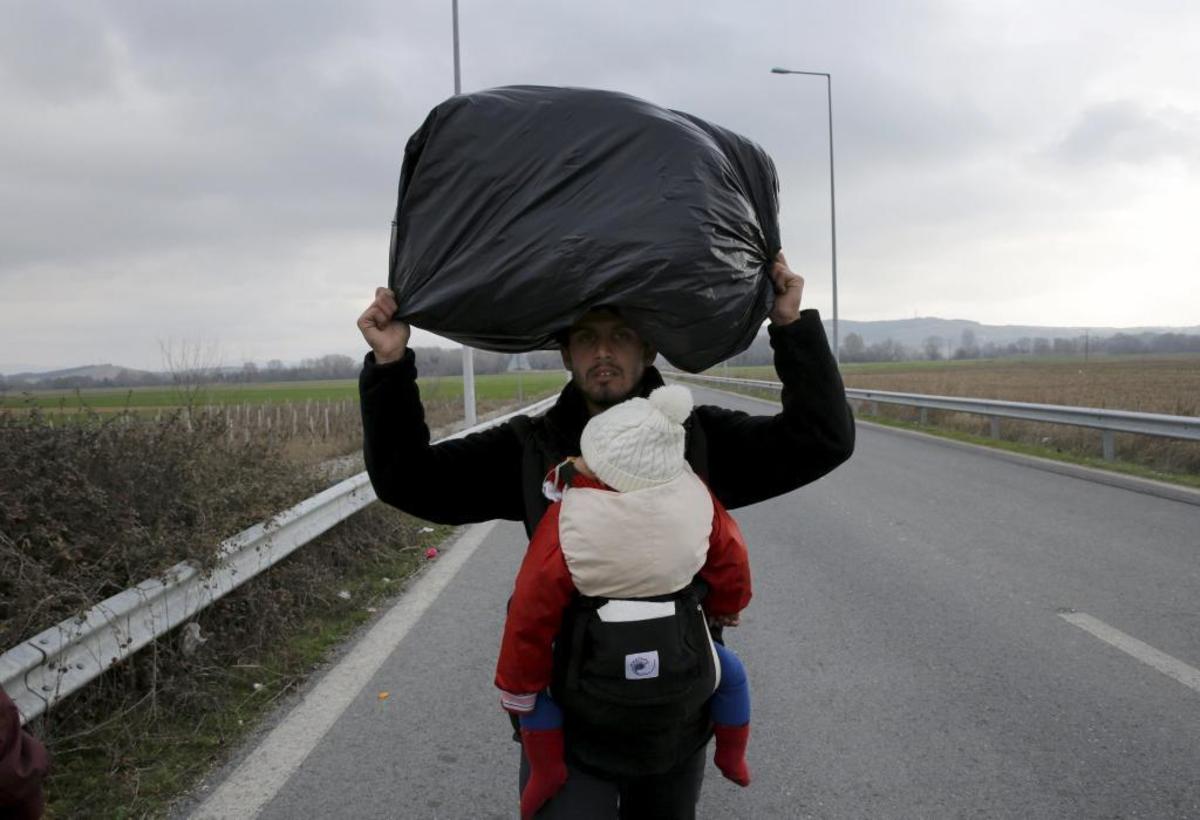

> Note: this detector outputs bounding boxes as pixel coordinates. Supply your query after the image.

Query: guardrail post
[1102,430,1115,461]
[919,408,928,425]
[990,417,1000,439]
[870,401,879,416]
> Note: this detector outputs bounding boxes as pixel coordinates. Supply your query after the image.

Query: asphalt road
[183,386,1200,819]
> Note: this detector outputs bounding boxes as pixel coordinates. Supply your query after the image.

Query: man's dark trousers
[520,745,707,819]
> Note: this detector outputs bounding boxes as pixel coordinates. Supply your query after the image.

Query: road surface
[181,386,1200,819]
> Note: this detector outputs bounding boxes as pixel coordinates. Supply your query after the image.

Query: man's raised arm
[357,289,526,525]
[698,254,856,509]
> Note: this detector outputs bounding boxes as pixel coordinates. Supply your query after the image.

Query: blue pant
[710,641,751,726]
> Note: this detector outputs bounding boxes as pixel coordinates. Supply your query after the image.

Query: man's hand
[357,287,411,364]
[768,251,804,326]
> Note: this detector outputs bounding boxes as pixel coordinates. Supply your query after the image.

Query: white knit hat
[579,384,694,493]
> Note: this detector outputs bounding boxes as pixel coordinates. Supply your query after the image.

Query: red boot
[520,727,568,818]
[713,723,751,787]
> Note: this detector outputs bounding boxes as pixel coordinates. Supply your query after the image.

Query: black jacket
[359,309,855,538]
[359,309,854,776]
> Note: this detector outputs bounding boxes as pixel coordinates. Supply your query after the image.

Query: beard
[582,383,635,409]
[576,366,643,411]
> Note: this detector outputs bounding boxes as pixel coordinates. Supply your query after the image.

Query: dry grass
[717,356,1200,477]
[34,503,448,820]
[0,389,542,661]
[839,357,1200,475]
[0,385,555,818]
[840,357,1200,417]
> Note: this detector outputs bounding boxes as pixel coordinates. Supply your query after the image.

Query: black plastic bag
[388,86,780,372]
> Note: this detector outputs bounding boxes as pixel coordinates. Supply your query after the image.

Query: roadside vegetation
[0,374,562,818]
[705,354,1200,482]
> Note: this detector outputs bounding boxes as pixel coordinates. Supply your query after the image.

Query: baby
[495,384,754,818]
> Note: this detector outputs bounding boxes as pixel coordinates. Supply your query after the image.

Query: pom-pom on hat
[580,385,694,493]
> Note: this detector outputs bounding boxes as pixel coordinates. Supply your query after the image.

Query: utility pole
[452,0,476,426]
[770,67,839,364]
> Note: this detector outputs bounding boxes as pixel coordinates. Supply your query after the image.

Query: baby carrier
[551,578,718,776]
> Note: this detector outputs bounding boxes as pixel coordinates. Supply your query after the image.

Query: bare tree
[866,338,907,362]
[159,338,223,414]
[956,328,979,359]
[842,333,866,362]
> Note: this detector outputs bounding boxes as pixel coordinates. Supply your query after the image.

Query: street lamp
[453,0,477,425]
[770,67,839,364]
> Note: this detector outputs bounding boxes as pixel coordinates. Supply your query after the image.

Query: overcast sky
[2,0,1198,372]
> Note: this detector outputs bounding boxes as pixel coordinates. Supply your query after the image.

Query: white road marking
[1059,611,1200,694]
[189,520,500,820]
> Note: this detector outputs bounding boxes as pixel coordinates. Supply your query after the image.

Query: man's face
[560,310,656,413]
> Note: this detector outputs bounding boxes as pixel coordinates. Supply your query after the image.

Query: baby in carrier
[495,385,754,818]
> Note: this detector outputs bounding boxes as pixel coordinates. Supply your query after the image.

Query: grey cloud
[4,0,1199,370]
[0,4,451,273]
[1,0,981,274]
[1049,100,1200,166]
[0,4,120,102]
[101,2,377,92]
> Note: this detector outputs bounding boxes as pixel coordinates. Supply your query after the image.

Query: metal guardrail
[1,395,560,724]
[671,372,1200,460]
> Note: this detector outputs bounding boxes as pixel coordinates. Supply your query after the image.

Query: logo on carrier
[625,650,660,680]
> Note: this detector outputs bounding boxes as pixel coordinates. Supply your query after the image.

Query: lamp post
[770,67,839,363]
[453,0,477,425]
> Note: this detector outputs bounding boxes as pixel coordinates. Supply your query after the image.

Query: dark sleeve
[0,689,48,819]
[697,309,855,509]
[359,350,526,524]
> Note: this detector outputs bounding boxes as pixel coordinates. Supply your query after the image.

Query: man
[356,252,854,816]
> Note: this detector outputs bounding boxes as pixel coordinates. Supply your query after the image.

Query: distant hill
[824,318,1200,348]
[2,363,159,385]
[679,316,1200,369]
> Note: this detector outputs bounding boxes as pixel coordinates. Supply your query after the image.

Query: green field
[0,371,570,411]
[409,370,569,402]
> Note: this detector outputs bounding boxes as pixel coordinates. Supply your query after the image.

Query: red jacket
[0,689,48,820]
[495,468,751,712]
